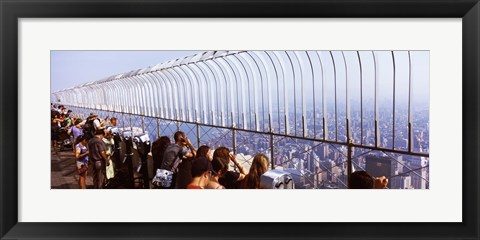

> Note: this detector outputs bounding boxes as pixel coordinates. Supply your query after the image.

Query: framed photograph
[2,0,479,239]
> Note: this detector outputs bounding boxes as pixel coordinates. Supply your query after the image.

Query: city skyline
[68,103,429,189]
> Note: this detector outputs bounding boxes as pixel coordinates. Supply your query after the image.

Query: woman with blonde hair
[240,154,270,189]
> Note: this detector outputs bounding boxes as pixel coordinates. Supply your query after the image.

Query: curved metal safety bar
[52,50,429,157]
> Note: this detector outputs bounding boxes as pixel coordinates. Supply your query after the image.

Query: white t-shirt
[93,119,102,130]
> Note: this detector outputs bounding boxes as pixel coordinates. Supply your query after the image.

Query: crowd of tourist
[150,130,270,189]
[51,104,388,190]
[51,104,117,189]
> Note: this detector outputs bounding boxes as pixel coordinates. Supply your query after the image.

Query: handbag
[77,163,87,175]
[105,160,114,179]
[152,168,174,188]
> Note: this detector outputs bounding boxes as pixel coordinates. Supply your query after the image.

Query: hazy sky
[51,51,201,92]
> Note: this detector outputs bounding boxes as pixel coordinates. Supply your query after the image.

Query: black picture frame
[1,0,479,239]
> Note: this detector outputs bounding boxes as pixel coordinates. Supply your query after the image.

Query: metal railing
[54,50,430,189]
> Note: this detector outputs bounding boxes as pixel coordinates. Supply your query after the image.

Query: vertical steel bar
[264,51,282,134]
[252,51,274,133]
[129,113,132,131]
[204,60,228,127]
[130,79,141,115]
[197,122,201,148]
[135,75,152,117]
[157,117,160,139]
[373,51,380,148]
[157,71,177,121]
[188,64,210,124]
[347,141,353,188]
[122,113,125,130]
[230,55,251,130]
[314,52,328,141]
[293,51,307,138]
[125,78,136,114]
[342,51,353,189]
[164,69,185,121]
[172,66,195,122]
[223,57,242,128]
[272,51,290,135]
[342,51,351,142]
[146,73,162,118]
[198,61,220,126]
[218,58,241,129]
[305,51,316,139]
[208,57,232,127]
[285,51,297,136]
[270,133,275,169]
[151,72,170,119]
[329,51,338,142]
[232,128,237,154]
[408,51,413,152]
[180,65,202,123]
[237,53,259,131]
[244,52,265,132]
[391,51,396,150]
[357,51,364,145]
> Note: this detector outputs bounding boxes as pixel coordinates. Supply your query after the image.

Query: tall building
[365,155,392,188]
[391,173,413,189]
[410,157,428,189]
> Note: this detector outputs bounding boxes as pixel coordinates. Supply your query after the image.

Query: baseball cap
[191,157,217,177]
[89,112,98,117]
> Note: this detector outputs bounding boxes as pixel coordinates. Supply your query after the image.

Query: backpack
[83,119,95,140]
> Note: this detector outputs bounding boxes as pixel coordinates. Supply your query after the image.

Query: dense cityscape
[141,102,430,189]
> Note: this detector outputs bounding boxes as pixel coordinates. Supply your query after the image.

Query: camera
[133,133,150,145]
[110,127,120,136]
[122,130,132,141]
[260,169,295,189]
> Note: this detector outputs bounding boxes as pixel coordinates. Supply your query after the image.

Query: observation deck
[52,50,429,189]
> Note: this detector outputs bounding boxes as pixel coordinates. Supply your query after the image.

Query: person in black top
[213,146,247,189]
[151,136,171,177]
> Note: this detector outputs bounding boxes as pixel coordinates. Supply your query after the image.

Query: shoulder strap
[170,147,184,171]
